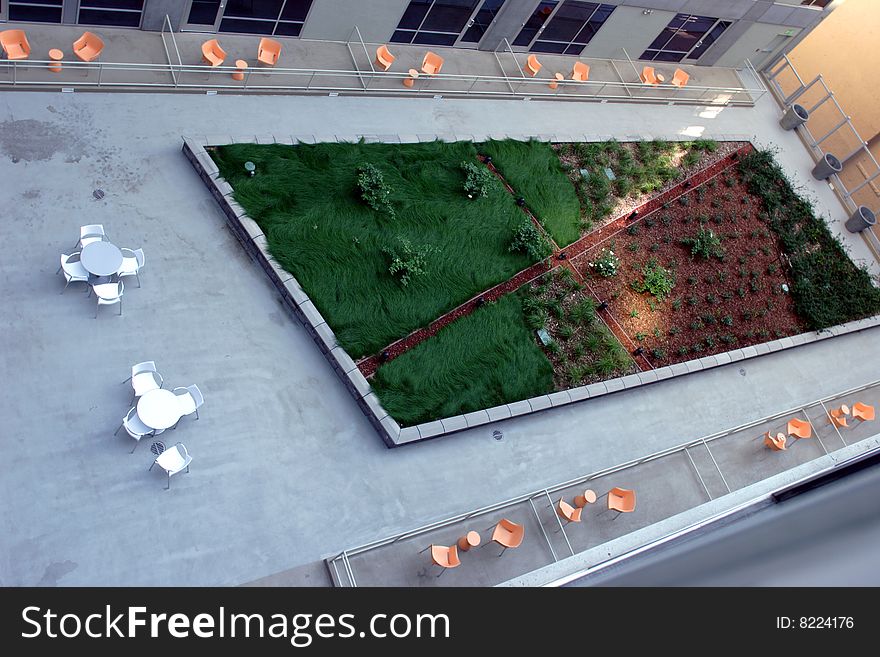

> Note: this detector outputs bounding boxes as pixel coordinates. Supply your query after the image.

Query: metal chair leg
[165,473,170,490]
[114,423,123,436]
[130,439,139,454]
[136,273,141,288]
[118,300,122,316]
[148,461,156,471]
[497,546,507,558]
[195,409,199,420]
[418,545,431,554]
[436,566,447,578]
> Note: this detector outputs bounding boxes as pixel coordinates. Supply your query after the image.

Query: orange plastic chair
[829,405,849,428]
[258,37,282,66]
[607,487,636,517]
[421,51,444,75]
[525,54,542,77]
[556,499,582,525]
[375,44,395,71]
[670,68,690,88]
[1,30,31,60]
[787,418,812,440]
[419,544,460,578]
[201,39,227,67]
[571,61,590,82]
[764,431,787,451]
[72,32,104,62]
[852,402,875,422]
[640,65,658,85]
[485,518,524,556]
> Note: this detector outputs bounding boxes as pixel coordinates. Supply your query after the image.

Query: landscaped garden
[213,139,880,429]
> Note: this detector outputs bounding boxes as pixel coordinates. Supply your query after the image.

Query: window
[512,1,558,47]
[219,0,314,37]
[801,0,832,7]
[78,0,144,28]
[527,1,615,55]
[640,13,730,62]
[391,0,483,46]
[8,0,63,23]
[460,0,506,44]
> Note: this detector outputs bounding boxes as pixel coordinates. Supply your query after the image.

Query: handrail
[159,13,181,87]
[326,377,880,584]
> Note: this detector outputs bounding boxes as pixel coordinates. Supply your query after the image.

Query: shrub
[721,334,736,345]
[627,242,640,253]
[721,315,734,326]
[558,324,574,340]
[679,194,690,206]
[650,348,666,360]
[669,326,680,336]
[661,214,672,226]
[681,227,724,260]
[644,216,656,228]
[461,161,496,198]
[356,163,395,217]
[626,224,640,236]
[683,150,701,167]
[509,220,552,260]
[569,298,596,325]
[631,259,676,301]
[590,247,620,278]
[677,346,689,356]
[383,237,433,287]
[672,299,682,310]
[704,335,717,349]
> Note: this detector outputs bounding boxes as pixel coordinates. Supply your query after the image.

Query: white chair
[114,406,162,453]
[76,224,105,249]
[93,280,123,318]
[117,248,144,287]
[171,385,204,428]
[126,361,163,401]
[150,442,192,489]
[58,253,89,294]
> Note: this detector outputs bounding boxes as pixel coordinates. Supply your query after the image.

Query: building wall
[300,0,410,42]
[580,6,676,60]
[712,22,800,68]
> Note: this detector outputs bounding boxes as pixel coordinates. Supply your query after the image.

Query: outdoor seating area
[114,359,202,487]
[58,224,144,318]
[328,379,880,587]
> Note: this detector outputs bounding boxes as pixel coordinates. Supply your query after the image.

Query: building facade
[0,0,839,68]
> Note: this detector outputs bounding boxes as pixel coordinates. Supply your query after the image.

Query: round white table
[81,241,123,276]
[137,389,182,431]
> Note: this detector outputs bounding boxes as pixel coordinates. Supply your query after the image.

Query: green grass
[213,140,535,358]
[738,149,880,330]
[480,139,581,246]
[371,294,554,426]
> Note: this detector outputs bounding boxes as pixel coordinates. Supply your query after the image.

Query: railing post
[97,62,103,86]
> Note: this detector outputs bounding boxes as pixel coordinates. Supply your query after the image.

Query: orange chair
[419,544,460,578]
[375,44,395,71]
[421,51,444,75]
[787,418,811,440]
[852,402,875,422]
[764,431,787,451]
[670,68,690,88]
[258,37,282,66]
[201,39,227,67]
[640,65,658,85]
[607,487,636,518]
[571,61,589,82]
[556,499,582,526]
[1,29,31,60]
[525,54,542,77]
[72,32,104,62]
[485,518,524,557]
[829,405,849,428]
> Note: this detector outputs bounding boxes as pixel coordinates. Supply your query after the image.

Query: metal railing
[327,378,880,586]
[764,54,880,257]
[0,19,764,108]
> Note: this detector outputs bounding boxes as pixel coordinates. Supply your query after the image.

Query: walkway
[1,85,878,586]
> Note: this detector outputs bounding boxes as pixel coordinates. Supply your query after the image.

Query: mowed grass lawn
[213,141,537,358]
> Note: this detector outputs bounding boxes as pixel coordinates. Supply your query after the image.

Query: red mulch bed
[571,167,803,368]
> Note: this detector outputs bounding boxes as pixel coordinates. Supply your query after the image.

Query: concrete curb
[185,135,880,448]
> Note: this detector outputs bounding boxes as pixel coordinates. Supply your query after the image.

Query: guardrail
[327,377,880,586]
[764,54,880,259]
[0,18,764,108]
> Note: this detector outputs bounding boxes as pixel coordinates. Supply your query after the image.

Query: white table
[137,389,182,431]
[81,241,123,276]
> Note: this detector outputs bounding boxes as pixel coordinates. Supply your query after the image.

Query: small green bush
[383,238,433,287]
[461,161,496,199]
[681,227,724,260]
[631,259,676,301]
[356,163,395,217]
[509,220,551,260]
[590,247,620,278]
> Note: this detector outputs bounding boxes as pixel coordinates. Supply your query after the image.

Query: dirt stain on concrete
[0,119,86,163]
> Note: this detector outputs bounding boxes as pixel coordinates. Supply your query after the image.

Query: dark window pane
[687,20,730,60]
[572,23,595,44]
[280,0,313,22]
[665,31,701,53]
[588,4,614,32]
[10,0,62,5]
[653,50,684,62]
[397,1,431,30]
[667,13,688,30]
[188,0,222,25]
[513,0,557,46]
[413,31,458,46]
[541,1,597,42]
[78,8,142,27]
[274,21,303,36]
[645,27,676,51]
[391,29,417,43]
[639,49,660,61]
[460,0,507,44]
[422,0,479,33]
[563,43,585,55]
[531,40,567,54]
[79,0,143,9]
[9,5,62,22]
[220,17,276,34]
[225,0,284,20]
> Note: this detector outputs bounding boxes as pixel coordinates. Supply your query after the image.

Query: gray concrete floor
[1,21,752,103]
[0,85,878,586]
